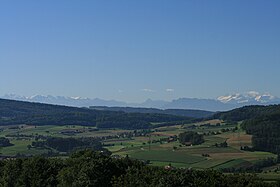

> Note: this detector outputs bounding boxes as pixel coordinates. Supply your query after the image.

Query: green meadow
[0,120,278,182]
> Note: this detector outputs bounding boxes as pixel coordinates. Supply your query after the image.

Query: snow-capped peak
[217,91,278,105]
[246,91,260,98]
[70,96,82,100]
[217,93,242,103]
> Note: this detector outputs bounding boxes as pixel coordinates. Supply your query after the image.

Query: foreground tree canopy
[0,150,276,187]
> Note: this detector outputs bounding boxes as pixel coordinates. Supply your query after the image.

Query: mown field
[101,120,277,178]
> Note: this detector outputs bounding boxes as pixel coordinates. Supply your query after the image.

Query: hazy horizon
[1,90,278,104]
[1,1,280,102]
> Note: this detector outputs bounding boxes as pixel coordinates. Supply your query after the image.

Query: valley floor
[1,120,279,182]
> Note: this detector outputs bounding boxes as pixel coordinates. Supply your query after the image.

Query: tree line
[178,131,204,145]
[0,99,193,129]
[30,137,106,153]
[0,150,276,187]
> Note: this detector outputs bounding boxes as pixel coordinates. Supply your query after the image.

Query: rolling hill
[0,99,193,129]
[90,106,214,118]
[214,104,280,153]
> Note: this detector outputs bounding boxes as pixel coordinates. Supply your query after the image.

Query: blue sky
[1,0,280,102]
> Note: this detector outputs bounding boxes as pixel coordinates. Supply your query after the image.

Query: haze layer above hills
[2,91,280,111]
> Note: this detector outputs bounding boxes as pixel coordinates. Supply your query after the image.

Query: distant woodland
[90,106,214,118]
[0,99,194,129]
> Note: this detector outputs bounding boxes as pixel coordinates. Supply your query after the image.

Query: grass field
[213,159,252,169]
[258,173,280,182]
[129,149,206,164]
[0,139,50,156]
[150,161,191,168]
[0,120,277,171]
[0,125,132,156]
[217,131,252,148]
[109,121,276,169]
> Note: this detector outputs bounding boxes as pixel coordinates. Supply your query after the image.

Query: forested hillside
[214,105,280,154]
[242,113,280,154]
[90,106,214,118]
[213,105,280,122]
[0,99,192,129]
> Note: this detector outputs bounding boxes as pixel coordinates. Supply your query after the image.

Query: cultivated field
[1,120,279,181]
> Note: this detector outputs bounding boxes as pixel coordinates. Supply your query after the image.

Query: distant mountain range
[2,91,280,111]
[217,91,280,105]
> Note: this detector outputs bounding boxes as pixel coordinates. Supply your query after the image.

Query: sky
[0,0,280,102]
